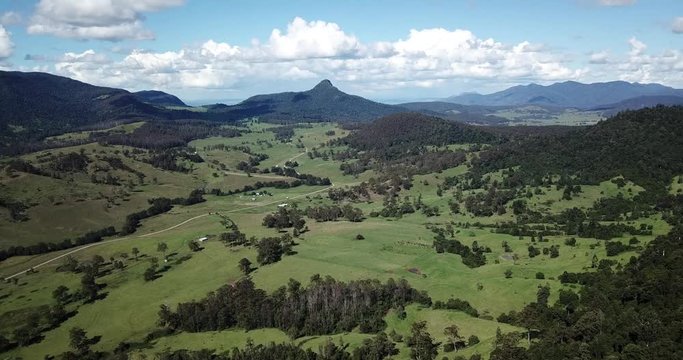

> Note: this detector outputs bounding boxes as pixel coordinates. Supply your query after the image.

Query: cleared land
[0,120,671,359]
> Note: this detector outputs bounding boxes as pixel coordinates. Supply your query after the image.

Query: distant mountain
[214,80,402,122]
[0,71,206,147]
[591,95,683,115]
[447,81,683,108]
[398,101,508,125]
[134,90,187,107]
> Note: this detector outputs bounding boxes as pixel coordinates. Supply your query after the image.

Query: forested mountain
[345,112,498,153]
[0,71,204,145]
[447,81,683,108]
[474,105,683,192]
[214,80,402,122]
[397,101,509,125]
[591,95,683,115]
[133,90,187,107]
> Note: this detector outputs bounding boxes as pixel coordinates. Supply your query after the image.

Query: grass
[0,120,672,359]
[45,122,145,142]
[491,106,604,126]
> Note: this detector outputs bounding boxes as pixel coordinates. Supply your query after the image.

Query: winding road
[2,180,333,280]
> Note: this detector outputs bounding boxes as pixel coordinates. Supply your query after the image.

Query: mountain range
[446,81,683,108]
[2,70,683,149]
[212,79,400,122]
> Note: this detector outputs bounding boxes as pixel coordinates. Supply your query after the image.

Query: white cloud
[615,38,683,84]
[47,18,583,93]
[597,0,635,6]
[673,17,683,34]
[200,40,240,60]
[0,25,14,59]
[27,0,185,41]
[628,37,646,56]
[589,51,610,64]
[266,17,361,59]
[1,11,22,26]
[40,17,683,99]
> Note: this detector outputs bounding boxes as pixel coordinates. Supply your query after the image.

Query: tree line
[157,276,431,338]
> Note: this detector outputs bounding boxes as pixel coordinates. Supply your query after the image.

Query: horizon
[0,1,681,103]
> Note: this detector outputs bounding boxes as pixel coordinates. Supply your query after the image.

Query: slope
[447,81,683,108]
[212,80,402,122]
[134,90,188,107]
[474,105,683,191]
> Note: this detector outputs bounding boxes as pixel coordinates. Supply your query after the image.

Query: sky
[0,0,681,104]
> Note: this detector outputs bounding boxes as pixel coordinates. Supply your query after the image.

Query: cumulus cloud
[266,17,361,59]
[628,37,646,56]
[36,17,682,98]
[615,37,683,84]
[589,51,610,64]
[0,25,14,59]
[44,17,586,94]
[673,17,683,34]
[597,0,636,6]
[1,11,22,26]
[27,0,185,41]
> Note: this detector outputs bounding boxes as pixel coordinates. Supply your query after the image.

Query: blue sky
[0,0,681,104]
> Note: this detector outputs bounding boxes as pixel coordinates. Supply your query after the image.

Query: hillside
[214,80,402,122]
[398,101,509,125]
[345,112,498,152]
[474,105,683,191]
[447,81,683,108]
[591,95,683,115]
[134,90,188,107]
[0,71,205,147]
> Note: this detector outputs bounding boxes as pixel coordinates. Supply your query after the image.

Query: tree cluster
[158,276,431,338]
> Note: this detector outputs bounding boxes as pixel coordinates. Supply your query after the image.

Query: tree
[52,285,70,304]
[144,266,157,281]
[0,334,10,352]
[256,237,284,265]
[69,327,90,355]
[352,332,399,360]
[188,241,201,252]
[536,285,550,307]
[490,329,527,360]
[132,247,140,260]
[444,324,465,353]
[157,242,168,260]
[80,272,98,301]
[407,321,438,360]
[47,304,68,327]
[239,258,252,275]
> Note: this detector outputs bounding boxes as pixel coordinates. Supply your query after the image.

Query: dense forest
[158,276,431,338]
[473,106,683,193]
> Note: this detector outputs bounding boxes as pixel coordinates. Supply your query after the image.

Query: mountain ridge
[133,90,187,107]
[447,80,683,108]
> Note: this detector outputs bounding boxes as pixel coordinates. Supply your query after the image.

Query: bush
[468,335,480,346]
[356,234,365,240]
[535,272,545,279]
[504,269,513,278]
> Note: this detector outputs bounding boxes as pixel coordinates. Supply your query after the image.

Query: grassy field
[491,106,605,126]
[0,120,673,359]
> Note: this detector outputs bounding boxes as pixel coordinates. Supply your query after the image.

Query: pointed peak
[312,79,337,91]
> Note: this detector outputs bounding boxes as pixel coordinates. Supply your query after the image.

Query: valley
[1,105,680,359]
